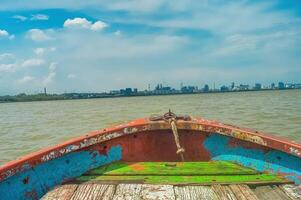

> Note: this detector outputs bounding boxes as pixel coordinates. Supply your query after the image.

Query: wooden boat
[0,111,300,199]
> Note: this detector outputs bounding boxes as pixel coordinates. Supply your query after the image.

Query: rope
[169,118,185,162]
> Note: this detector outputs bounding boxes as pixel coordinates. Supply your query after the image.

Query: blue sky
[0,0,301,95]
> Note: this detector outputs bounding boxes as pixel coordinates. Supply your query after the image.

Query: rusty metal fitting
[149,110,191,121]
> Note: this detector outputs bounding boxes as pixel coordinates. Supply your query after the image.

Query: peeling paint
[0,145,122,200]
[204,133,301,184]
[289,147,301,156]
[229,130,267,146]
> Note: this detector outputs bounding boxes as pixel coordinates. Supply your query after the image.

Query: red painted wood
[89,130,211,162]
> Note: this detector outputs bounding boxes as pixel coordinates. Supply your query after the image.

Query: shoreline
[0,88,300,104]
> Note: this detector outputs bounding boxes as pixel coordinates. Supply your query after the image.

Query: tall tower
[44,87,47,95]
[231,82,235,90]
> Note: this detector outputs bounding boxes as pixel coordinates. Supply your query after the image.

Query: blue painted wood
[204,134,301,184]
[0,145,122,200]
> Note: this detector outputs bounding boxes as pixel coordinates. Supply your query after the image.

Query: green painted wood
[85,161,258,176]
[77,161,290,185]
[76,174,288,185]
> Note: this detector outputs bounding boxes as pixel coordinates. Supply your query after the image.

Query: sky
[0,0,301,95]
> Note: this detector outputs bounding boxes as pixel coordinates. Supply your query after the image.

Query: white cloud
[0,29,14,40]
[43,62,58,86]
[12,15,27,21]
[17,76,34,84]
[64,18,108,31]
[0,63,17,72]
[49,62,57,71]
[144,1,295,36]
[64,18,91,29]
[0,1,165,12]
[43,72,56,86]
[31,14,49,21]
[21,58,45,68]
[26,29,51,41]
[0,53,14,61]
[91,21,108,31]
[114,30,121,36]
[0,29,9,37]
[0,53,17,72]
[34,48,46,55]
[34,47,56,55]
[67,74,76,79]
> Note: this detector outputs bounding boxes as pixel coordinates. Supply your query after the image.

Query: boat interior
[42,161,301,200]
[41,128,301,200]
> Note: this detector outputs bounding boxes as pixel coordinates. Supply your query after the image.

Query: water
[0,90,300,165]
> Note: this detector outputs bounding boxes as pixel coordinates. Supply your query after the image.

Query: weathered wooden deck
[42,162,301,199]
[42,183,301,200]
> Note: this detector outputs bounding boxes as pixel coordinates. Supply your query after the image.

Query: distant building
[271,83,275,89]
[154,84,175,94]
[278,82,285,89]
[254,83,262,90]
[294,84,301,89]
[238,84,249,90]
[231,82,235,90]
[125,88,132,95]
[285,83,293,89]
[133,88,138,94]
[203,84,209,92]
[120,88,134,96]
[110,90,120,95]
[220,85,229,92]
[181,86,198,93]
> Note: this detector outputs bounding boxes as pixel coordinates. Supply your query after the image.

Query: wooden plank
[77,174,290,185]
[280,184,301,199]
[252,185,291,200]
[212,185,237,200]
[140,184,175,200]
[229,185,259,200]
[70,184,115,200]
[41,184,78,200]
[271,185,293,200]
[112,184,142,200]
[86,161,258,176]
[174,186,219,200]
[236,185,259,200]
[229,185,248,200]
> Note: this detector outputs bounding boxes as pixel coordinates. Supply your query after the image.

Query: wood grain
[112,184,142,200]
[41,184,78,200]
[140,184,175,200]
[252,185,291,200]
[70,184,115,200]
[174,186,219,200]
[280,184,301,200]
[212,185,237,200]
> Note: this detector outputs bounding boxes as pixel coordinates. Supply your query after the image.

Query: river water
[0,89,300,165]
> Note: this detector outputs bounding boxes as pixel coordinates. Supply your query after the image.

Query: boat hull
[0,117,300,199]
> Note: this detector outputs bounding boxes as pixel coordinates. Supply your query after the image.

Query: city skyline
[2,80,300,96]
[1,1,301,95]
[1,80,300,103]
